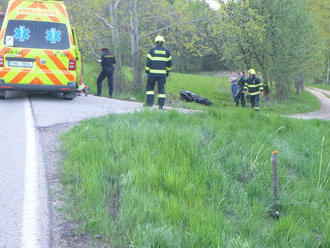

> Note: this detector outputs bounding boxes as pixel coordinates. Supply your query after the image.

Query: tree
[308,0,330,84]
[218,0,326,99]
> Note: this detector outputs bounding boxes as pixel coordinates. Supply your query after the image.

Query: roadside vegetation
[62,108,330,247]
[55,0,329,246]
[61,63,327,247]
[308,84,330,91]
[84,58,320,115]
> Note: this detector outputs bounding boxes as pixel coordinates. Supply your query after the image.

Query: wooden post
[271,151,279,201]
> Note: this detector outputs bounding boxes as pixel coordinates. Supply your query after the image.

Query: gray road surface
[293,87,330,120]
[0,92,147,248]
[0,96,27,248]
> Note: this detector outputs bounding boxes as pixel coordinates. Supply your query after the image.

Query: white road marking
[22,98,39,248]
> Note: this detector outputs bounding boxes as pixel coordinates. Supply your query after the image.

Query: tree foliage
[307,0,330,84]
[217,0,326,99]
[0,0,327,98]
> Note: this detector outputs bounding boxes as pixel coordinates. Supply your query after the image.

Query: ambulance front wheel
[0,90,6,99]
[63,92,76,100]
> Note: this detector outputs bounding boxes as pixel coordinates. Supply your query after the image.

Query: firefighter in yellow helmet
[145,35,172,109]
[244,69,263,111]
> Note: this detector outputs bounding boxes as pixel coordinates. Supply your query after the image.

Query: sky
[204,0,220,10]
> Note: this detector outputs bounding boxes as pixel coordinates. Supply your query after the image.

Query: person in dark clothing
[96,48,116,97]
[244,69,263,111]
[235,71,246,107]
[145,35,172,109]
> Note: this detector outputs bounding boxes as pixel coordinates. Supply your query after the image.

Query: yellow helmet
[248,69,256,75]
[155,35,165,43]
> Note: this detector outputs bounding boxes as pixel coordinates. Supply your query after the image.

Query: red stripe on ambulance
[0,68,12,78]
[10,69,30,84]
[44,50,75,81]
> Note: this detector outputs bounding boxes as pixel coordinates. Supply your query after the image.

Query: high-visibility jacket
[145,44,172,77]
[244,76,263,96]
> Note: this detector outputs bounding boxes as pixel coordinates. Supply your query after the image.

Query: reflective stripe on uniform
[154,50,166,55]
[166,67,171,71]
[158,94,166,98]
[147,54,171,62]
[246,84,260,88]
[145,66,150,70]
[149,69,167,74]
[146,91,154,95]
[248,91,260,96]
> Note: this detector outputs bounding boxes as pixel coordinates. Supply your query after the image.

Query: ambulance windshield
[5,20,70,50]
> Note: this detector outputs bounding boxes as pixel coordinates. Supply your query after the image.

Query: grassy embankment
[307,84,330,91]
[62,110,329,247]
[83,58,320,115]
[60,58,329,247]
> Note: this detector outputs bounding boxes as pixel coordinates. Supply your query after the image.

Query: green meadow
[61,60,329,247]
[83,58,320,114]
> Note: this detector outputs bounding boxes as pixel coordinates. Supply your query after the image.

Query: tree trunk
[327,51,330,85]
[276,79,290,101]
[295,83,300,95]
[295,74,305,95]
[109,0,124,92]
[130,0,142,88]
[261,71,270,100]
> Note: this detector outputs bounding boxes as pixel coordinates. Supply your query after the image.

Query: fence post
[271,151,279,201]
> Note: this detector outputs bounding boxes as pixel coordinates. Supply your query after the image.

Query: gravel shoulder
[35,95,144,247]
[31,94,197,247]
[40,124,110,248]
[292,87,330,120]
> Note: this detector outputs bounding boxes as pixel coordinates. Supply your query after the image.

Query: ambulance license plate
[8,61,33,68]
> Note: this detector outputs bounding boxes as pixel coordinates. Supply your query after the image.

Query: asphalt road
[0,95,28,248]
[0,91,146,248]
[293,87,330,120]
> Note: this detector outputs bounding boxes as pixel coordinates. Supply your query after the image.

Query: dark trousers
[146,75,166,107]
[97,69,114,97]
[250,94,260,110]
[235,91,246,107]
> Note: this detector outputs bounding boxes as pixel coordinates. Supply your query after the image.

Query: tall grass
[61,109,330,247]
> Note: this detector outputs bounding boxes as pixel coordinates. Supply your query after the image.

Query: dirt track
[293,87,330,121]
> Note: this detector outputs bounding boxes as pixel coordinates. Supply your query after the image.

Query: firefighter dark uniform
[244,69,263,110]
[235,73,246,107]
[145,35,172,108]
[97,48,116,97]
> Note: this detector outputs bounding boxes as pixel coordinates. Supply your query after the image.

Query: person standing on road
[235,71,246,107]
[96,48,116,97]
[244,69,263,111]
[145,35,172,109]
